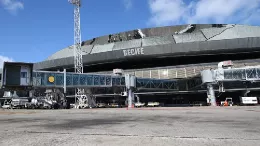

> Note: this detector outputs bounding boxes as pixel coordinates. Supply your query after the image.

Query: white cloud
[0,0,24,15]
[123,0,133,10]
[148,0,260,26]
[0,55,14,69]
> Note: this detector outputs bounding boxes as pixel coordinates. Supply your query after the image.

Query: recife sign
[123,47,144,56]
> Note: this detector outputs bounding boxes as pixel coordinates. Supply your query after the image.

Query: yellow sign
[48,76,55,83]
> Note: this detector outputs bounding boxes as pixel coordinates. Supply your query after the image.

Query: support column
[128,88,134,108]
[63,69,66,95]
[207,84,217,106]
[63,69,67,109]
[125,74,136,109]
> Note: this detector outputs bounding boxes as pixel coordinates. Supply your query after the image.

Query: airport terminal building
[2,24,260,106]
[35,24,260,75]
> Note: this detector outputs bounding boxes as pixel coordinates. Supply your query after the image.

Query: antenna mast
[68,0,84,104]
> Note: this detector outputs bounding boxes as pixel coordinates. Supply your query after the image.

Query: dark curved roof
[34,24,260,70]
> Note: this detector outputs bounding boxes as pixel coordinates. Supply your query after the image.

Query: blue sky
[0,0,260,67]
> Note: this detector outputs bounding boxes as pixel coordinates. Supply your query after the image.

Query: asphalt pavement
[0,106,260,146]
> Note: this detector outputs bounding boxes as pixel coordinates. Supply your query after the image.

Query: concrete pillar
[128,88,134,108]
[63,69,66,94]
[207,84,217,106]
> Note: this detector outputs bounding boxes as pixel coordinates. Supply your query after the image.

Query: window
[21,72,27,78]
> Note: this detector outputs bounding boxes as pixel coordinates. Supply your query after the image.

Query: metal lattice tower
[68,0,85,104]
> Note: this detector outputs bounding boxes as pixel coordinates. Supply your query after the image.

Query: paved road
[0,106,260,146]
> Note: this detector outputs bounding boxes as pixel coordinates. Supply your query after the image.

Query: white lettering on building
[123,48,144,56]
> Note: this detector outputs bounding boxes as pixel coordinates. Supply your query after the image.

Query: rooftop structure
[34,24,260,74]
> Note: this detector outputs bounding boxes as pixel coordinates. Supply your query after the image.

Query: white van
[240,97,258,105]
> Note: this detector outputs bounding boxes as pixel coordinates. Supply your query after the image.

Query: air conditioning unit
[113,69,123,75]
[218,60,233,69]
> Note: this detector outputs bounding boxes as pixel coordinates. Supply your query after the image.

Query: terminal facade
[1,24,260,107]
